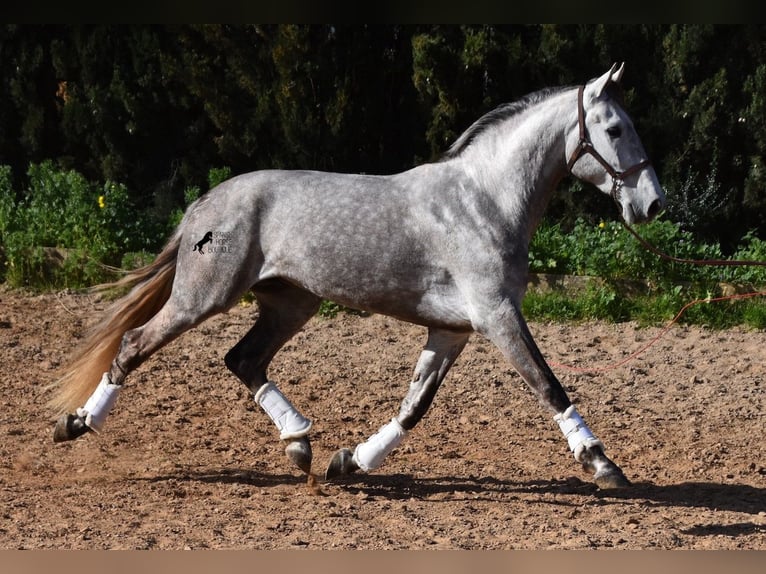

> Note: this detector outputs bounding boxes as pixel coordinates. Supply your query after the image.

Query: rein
[566,85,651,203]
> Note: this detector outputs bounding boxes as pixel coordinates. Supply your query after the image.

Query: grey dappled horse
[51,64,664,489]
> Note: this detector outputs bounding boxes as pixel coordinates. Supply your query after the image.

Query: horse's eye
[606,126,622,138]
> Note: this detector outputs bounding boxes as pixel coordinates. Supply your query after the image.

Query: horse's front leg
[325,328,470,479]
[478,300,630,489]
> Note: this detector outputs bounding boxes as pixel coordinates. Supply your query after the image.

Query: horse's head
[566,63,665,224]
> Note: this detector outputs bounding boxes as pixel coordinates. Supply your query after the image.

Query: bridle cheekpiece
[566,85,651,203]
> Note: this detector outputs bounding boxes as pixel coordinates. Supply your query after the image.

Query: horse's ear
[610,62,625,84]
[588,63,619,100]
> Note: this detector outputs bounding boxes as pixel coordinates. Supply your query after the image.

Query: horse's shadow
[138,468,766,520]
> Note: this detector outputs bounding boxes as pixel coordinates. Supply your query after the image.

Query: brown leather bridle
[566,85,652,203]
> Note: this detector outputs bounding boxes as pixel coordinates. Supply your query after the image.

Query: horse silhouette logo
[193,231,213,254]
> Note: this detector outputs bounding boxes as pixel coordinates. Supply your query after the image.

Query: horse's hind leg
[54,288,237,442]
[224,283,321,475]
[326,327,469,479]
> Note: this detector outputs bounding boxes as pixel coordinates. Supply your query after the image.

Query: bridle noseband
[566,85,651,202]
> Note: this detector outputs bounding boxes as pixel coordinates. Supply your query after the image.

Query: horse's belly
[295,264,472,330]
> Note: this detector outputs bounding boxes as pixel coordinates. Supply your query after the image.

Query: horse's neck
[458,92,574,238]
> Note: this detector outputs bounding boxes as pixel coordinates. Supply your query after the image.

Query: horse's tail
[48,229,183,415]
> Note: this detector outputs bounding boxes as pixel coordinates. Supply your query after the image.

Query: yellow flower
[98,195,105,209]
[598,221,605,229]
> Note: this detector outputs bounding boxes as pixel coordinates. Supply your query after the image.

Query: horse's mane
[441,86,573,160]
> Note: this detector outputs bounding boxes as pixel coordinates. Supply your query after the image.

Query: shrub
[527,217,766,328]
[0,162,152,288]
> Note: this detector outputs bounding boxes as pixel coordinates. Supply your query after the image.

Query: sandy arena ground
[1,285,764,549]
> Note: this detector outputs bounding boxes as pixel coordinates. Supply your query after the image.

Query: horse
[50,63,665,490]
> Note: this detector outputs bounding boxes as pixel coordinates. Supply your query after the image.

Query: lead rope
[550,216,766,375]
[618,217,766,268]
[561,83,766,373]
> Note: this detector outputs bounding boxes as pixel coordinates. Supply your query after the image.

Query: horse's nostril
[647,198,663,220]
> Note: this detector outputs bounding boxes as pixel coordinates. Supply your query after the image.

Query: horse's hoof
[52,413,91,443]
[284,436,312,474]
[594,467,631,490]
[325,448,359,480]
